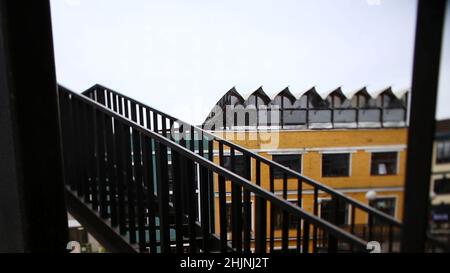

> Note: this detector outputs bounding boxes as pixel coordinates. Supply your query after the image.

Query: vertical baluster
[296,178,303,252]
[302,221,310,253]
[102,92,115,224]
[79,102,92,204]
[155,140,170,253]
[89,99,99,210]
[139,106,145,127]
[96,110,108,218]
[132,130,146,252]
[350,205,356,234]
[327,197,339,253]
[208,139,215,234]
[97,88,105,106]
[124,124,137,244]
[282,173,289,252]
[243,155,251,253]
[312,188,318,252]
[388,223,394,253]
[112,93,118,113]
[350,205,356,252]
[73,99,84,197]
[179,125,188,214]
[105,113,118,227]
[198,130,203,157]
[269,166,275,252]
[198,132,210,253]
[255,197,267,253]
[118,97,124,116]
[169,119,174,141]
[80,99,91,200]
[104,90,110,108]
[185,158,198,253]
[59,92,72,189]
[146,110,152,131]
[161,116,167,139]
[218,143,228,253]
[124,99,130,119]
[66,93,76,191]
[68,93,78,192]
[190,126,195,152]
[230,148,243,252]
[142,135,157,253]
[130,101,137,122]
[96,88,107,217]
[172,150,184,253]
[255,161,267,253]
[153,112,159,134]
[256,161,261,186]
[200,164,210,253]
[114,118,127,235]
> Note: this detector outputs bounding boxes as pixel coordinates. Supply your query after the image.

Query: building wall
[211,128,407,235]
[431,142,450,205]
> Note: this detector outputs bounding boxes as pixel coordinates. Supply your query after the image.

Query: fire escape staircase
[59,84,403,253]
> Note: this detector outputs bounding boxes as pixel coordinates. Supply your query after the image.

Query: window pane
[320,200,348,225]
[272,201,299,230]
[272,154,302,178]
[358,109,381,122]
[434,178,450,194]
[436,141,450,164]
[309,110,332,123]
[258,110,270,125]
[333,109,357,123]
[371,152,398,175]
[322,153,350,177]
[245,109,258,127]
[383,109,405,122]
[282,109,307,125]
[369,198,396,225]
[223,155,248,177]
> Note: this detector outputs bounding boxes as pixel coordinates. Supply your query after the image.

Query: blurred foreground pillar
[0,1,68,252]
[402,0,447,252]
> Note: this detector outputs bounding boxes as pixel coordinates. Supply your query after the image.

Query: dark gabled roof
[203,85,410,124]
[436,119,450,140]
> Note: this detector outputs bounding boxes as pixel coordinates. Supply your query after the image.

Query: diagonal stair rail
[82,84,403,252]
[59,85,370,253]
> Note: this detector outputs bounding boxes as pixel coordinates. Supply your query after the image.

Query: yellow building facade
[211,129,406,242]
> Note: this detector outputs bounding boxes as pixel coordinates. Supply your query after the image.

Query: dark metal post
[0,1,68,252]
[401,0,447,252]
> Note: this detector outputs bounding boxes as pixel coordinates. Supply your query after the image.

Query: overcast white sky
[50,0,450,124]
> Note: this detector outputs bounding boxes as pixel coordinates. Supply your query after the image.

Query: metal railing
[81,84,403,252]
[59,86,371,253]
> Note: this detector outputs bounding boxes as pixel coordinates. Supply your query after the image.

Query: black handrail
[60,85,369,253]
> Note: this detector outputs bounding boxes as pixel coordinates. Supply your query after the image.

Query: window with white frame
[436,141,450,164]
[371,152,398,176]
